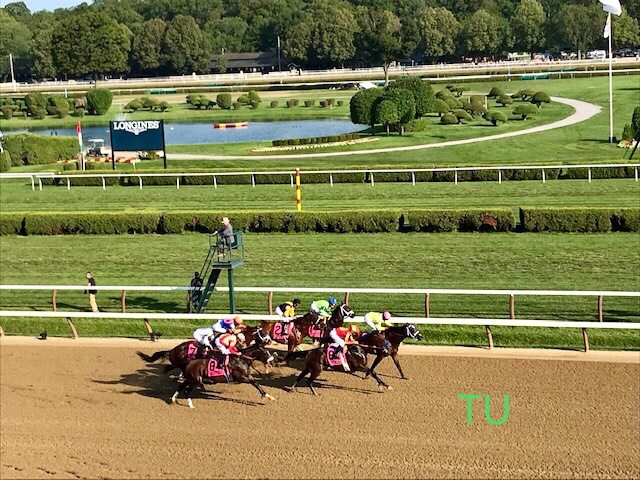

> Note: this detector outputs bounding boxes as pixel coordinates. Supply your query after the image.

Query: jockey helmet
[293,298,301,306]
[221,318,234,326]
[349,324,360,335]
[234,316,243,325]
[383,311,391,320]
[328,297,337,306]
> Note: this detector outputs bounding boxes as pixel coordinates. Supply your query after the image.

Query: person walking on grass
[85,272,98,312]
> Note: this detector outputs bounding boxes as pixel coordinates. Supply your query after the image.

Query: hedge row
[41,166,638,187]
[520,207,640,232]
[272,132,359,147]
[406,209,514,232]
[4,134,78,166]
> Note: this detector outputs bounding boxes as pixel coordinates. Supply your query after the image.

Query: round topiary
[270,100,279,108]
[441,113,458,125]
[237,95,250,104]
[248,91,261,103]
[86,88,113,115]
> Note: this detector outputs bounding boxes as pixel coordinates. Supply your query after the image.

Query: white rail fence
[0,310,638,352]
[2,163,638,191]
[1,284,638,325]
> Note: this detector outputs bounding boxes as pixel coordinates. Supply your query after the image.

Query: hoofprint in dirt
[1,338,638,479]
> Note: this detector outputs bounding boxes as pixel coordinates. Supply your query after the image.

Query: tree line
[1,0,638,81]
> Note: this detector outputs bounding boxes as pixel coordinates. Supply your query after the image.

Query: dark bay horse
[171,345,275,408]
[290,343,390,396]
[136,327,272,375]
[244,303,355,357]
[358,324,423,380]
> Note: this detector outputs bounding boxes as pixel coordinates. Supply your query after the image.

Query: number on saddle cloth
[206,357,229,380]
[308,323,324,339]
[326,345,347,367]
[187,343,200,361]
[273,322,292,340]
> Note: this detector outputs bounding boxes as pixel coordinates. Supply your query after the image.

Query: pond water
[7,119,366,145]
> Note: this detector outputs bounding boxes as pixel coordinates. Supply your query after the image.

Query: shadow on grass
[125,295,183,313]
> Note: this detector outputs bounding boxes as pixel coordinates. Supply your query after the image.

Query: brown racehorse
[289,342,390,396]
[136,327,272,375]
[244,303,355,357]
[171,345,275,408]
[358,324,423,380]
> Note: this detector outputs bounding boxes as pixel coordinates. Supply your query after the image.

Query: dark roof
[210,52,280,69]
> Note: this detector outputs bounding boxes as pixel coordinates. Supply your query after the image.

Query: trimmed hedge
[272,132,359,147]
[520,207,640,232]
[0,151,11,173]
[406,209,514,232]
[3,134,77,166]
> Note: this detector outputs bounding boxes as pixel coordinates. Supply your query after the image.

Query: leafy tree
[557,4,601,59]
[417,7,460,61]
[378,88,415,134]
[452,109,473,123]
[632,107,640,135]
[513,104,539,120]
[25,92,46,116]
[282,21,312,62]
[355,8,404,85]
[162,15,211,74]
[511,0,545,53]
[308,0,358,66]
[204,16,249,55]
[531,91,551,107]
[612,9,640,49]
[374,99,399,134]
[86,88,113,115]
[0,9,31,78]
[444,97,461,109]
[435,89,454,100]
[485,110,508,126]
[51,11,130,77]
[497,95,513,107]
[216,93,232,109]
[459,9,501,59]
[463,100,487,116]
[387,77,435,118]
[350,88,384,127]
[131,19,166,75]
[488,87,505,98]
[215,56,228,73]
[513,89,536,101]
[4,2,30,18]
[433,99,450,117]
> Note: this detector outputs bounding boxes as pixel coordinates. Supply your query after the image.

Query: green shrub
[349,88,384,127]
[484,110,508,126]
[326,98,335,107]
[513,104,539,120]
[440,113,458,125]
[514,89,536,101]
[33,108,47,119]
[531,91,551,107]
[86,88,113,115]
[216,93,232,109]
[520,208,615,233]
[488,87,505,98]
[433,99,450,116]
[286,99,295,108]
[62,162,78,171]
[25,92,46,117]
[293,99,299,106]
[497,95,513,107]
[232,102,242,110]
[435,89,454,100]
[337,100,344,107]
[141,97,159,110]
[248,91,261,103]
[304,99,315,107]
[72,108,85,118]
[250,100,259,109]
[611,208,640,232]
[404,118,428,132]
[3,134,77,166]
[237,95,250,104]
[0,151,11,173]
[444,97,461,110]
[272,132,359,147]
[1,106,13,119]
[632,106,640,134]
[319,100,327,108]
[270,100,278,108]
[85,162,108,170]
[387,79,435,117]
[158,101,170,112]
[407,209,513,232]
[621,123,634,141]
[452,109,473,123]
[125,100,142,112]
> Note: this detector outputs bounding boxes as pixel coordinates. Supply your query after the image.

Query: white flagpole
[607,12,614,143]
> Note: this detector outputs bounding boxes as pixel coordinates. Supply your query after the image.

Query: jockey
[215,333,240,374]
[328,325,360,372]
[212,316,246,344]
[275,298,301,325]
[192,326,215,355]
[364,311,393,333]
[310,297,336,321]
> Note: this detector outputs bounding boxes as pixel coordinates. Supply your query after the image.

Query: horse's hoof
[402,377,409,381]
[387,385,393,391]
[188,399,194,409]
[265,393,276,401]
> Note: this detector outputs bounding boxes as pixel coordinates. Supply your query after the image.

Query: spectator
[85,272,98,312]
[213,217,234,257]
[189,271,204,311]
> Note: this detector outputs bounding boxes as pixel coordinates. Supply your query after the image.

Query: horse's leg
[291,367,310,392]
[247,378,275,401]
[171,377,190,404]
[366,368,392,391]
[391,352,407,380]
[307,367,321,396]
[184,379,202,408]
[364,354,385,379]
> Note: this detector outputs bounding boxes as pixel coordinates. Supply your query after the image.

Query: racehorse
[358,324,423,380]
[136,327,272,375]
[289,342,391,396]
[171,345,276,408]
[244,303,355,357]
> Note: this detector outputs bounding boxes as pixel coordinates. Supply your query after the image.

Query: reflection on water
[7,119,366,146]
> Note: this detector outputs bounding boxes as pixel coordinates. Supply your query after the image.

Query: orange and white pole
[295,168,301,212]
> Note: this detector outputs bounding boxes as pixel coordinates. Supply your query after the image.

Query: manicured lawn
[1,179,638,214]
[0,233,638,349]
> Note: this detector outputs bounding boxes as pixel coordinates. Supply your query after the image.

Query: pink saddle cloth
[206,357,228,378]
[308,323,324,339]
[326,345,347,367]
[187,343,200,362]
[272,322,293,341]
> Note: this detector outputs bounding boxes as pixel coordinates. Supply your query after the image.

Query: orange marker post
[295,168,302,212]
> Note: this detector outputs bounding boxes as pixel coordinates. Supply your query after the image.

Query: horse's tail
[136,350,169,363]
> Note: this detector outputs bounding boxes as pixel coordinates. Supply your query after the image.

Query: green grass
[1,179,638,214]
[0,233,638,349]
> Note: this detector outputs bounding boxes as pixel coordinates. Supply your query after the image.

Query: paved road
[167,96,602,161]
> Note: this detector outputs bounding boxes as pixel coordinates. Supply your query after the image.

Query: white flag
[603,15,611,38]
[598,0,622,16]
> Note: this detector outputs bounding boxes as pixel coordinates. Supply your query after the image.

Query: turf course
[1,179,638,214]
[0,233,638,350]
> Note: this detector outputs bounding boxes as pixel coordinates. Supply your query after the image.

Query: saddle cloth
[187,343,200,362]
[326,345,347,367]
[206,357,229,378]
[308,323,324,339]
[272,322,293,340]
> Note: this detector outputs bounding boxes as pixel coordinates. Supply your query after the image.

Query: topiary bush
[337,100,344,107]
[407,209,513,232]
[433,99,450,117]
[232,102,242,110]
[3,134,77,166]
[497,95,513,107]
[250,100,259,109]
[293,99,300,106]
[531,92,551,107]
[513,104,539,120]
[125,100,143,112]
[237,95,250,104]
[248,91,261,103]
[514,89,536,101]
[404,118,428,132]
[72,108,85,118]
[484,110,508,126]
[304,99,315,107]
[216,93,232,109]
[519,207,630,233]
[488,87,505,98]
[632,106,640,134]
[25,92,46,117]
[452,109,473,123]
[349,88,384,127]
[319,100,327,108]
[621,123,634,141]
[286,99,295,108]
[1,106,13,119]
[270,100,279,108]
[441,113,458,125]
[0,151,11,173]
[86,88,113,115]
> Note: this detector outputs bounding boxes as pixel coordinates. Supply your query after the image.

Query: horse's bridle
[339,304,355,318]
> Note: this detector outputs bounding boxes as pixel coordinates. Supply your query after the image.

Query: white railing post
[542,169,546,184]
[30,176,35,190]
[213,176,217,188]
[251,174,255,188]
[329,173,333,186]
[138,176,143,189]
[498,170,502,184]
[370,172,374,186]
[588,168,592,183]
[66,178,70,190]
[454,170,458,185]
[635,168,638,182]
[176,177,180,189]
[102,177,106,190]
[38,178,42,190]
[290,174,294,187]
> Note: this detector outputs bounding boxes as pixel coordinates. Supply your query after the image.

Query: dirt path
[166,96,600,161]
[1,339,637,479]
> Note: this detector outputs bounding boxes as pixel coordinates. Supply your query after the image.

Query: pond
[6,119,366,146]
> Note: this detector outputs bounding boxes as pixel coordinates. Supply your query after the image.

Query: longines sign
[109,120,165,151]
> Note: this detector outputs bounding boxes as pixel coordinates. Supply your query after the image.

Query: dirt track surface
[1,339,638,479]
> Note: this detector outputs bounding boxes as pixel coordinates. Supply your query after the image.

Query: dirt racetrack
[1,338,639,479]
